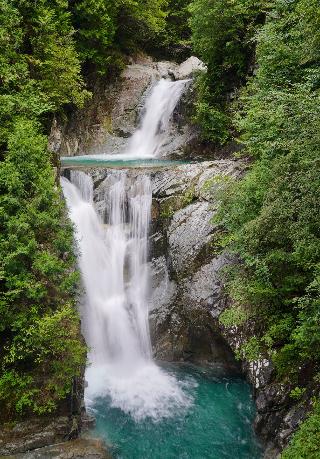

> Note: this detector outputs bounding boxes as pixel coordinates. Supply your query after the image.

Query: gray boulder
[174,56,207,80]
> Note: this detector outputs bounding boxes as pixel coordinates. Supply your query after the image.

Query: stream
[62,77,263,458]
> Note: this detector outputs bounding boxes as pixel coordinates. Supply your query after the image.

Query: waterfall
[86,77,190,161]
[62,170,192,421]
[126,78,190,158]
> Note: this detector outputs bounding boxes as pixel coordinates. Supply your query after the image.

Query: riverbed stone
[0,417,73,456]
[13,438,111,459]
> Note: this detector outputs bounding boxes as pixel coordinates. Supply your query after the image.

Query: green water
[61,156,190,169]
[88,364,262,459]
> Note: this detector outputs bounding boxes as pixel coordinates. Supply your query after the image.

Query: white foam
[85,362,195,422]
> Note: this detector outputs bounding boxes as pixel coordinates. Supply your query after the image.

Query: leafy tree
[70,0,118,71]
[0,0,88,419]
[71,0,168,73]
[281,400,320,459]
[205,2,320,453]
[189,0,266,143]
[114,0,167,55]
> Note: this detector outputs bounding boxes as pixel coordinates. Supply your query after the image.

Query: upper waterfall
[126,78,190,158]
[81,77,190,162]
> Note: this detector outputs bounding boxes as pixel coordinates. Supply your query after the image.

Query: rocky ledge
[0,416,109,459]
[0,355,106,458]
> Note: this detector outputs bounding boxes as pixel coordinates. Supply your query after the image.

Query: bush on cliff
[0,118,86,417]
[206,0,320,453]
[281,400,320,459]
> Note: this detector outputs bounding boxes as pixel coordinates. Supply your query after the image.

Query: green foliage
[114,0,167,55]
[161,0,191,59]
[219,306,248,328]
[289,387,306,401]
[189,0,266,143]
[241,337,261,362]
[160,204,174,219]
[0,0,88,116]
[281,400,320,459]
[0,0,90,419]
[0,119,86,418]
[166,0,190,43]
[215,0,320,380]
[0,305,85,415]
[192,78,230,143]
[182,186,195,206]
[71,0,118,71]
[71,0,168,72]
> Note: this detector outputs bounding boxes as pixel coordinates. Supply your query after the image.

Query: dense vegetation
[217,0,320,379]
[281,400,320,459]
[0,0,88,419]
[189,0,266,143]
[189,0,320,455]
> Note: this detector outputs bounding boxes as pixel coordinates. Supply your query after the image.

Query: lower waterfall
[61,171,192,421]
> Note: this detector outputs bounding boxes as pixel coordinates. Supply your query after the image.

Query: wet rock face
[167,201,215,277]
[179,255,232,318]
[87,159,243,370]
[146,160,244,369]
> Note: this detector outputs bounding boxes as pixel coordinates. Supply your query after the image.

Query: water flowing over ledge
[61,171,193,422]
[125,78,190,158]
[61,77,191,165]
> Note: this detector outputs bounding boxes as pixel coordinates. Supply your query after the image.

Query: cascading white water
[86,77,190,161]
[126,78,190,158]
[62,170,192,421]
